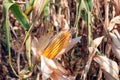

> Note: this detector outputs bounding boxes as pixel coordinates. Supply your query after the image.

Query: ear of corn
[42,31,70,59]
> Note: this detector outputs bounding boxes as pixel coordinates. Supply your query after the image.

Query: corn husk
[40,56,74,80]
[31,31,81,79]
[56,36,81,58]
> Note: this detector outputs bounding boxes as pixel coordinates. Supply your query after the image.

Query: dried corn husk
[31,33,53,63]
[40,56,74,80]
[31,31,81,79]
[56,36,81,58]
[40,55,57,79]
[94,55,119,80]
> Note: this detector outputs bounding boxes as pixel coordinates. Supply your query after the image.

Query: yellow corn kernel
[42,31,70,59]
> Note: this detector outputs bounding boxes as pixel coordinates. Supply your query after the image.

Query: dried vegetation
[0,0,120,80]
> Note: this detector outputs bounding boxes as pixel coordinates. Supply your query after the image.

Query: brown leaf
[112,43,120,60]
[109,32,120,60]
[31,37,39,64]
[109,32,120,48]
[90,36,104,48]
[108,16,120,31]
[94,55,119,80]
[82,36,104,80]
[111,0,120,16]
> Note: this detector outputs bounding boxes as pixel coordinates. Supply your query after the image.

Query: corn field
[0,0,120,80]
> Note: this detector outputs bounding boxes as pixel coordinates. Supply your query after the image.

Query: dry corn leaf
[112,44,120,60]
[53,14,70,31]
[94,55,119,80]
[82,36,104,80]
[31,37,39,64]
[50,71,75,80]
[109,32,120,60]
[111,0,120,15]
[90,36,104,48]
[107,16,120,31]
[109,32,120,48]
[113,29,120,41]
[31,37,38,55]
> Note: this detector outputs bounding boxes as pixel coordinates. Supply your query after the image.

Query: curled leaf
[19,67,32,79]
[109,32,120,60]
[109,32,120,48]
[107,16,120,31]
[112,44,120,60]
[3,0,30,77]
[94,55,119,80]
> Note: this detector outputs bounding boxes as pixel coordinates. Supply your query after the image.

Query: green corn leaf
[82,0,92,12]
[44,5,49,17]
[19,67,31,79]
[3,0,30,77]
[24,6,33,15]
[24,0,34,15]
[4,1,30,30]
[87,0,92,11]
[29,0,34,6]
[21,0,50,47]
[10,4,30,30]
[74,0,82,37]
[81,10,88,24]
[25,36,32,70]
[81,0,92,45]
[3,2,18,77]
